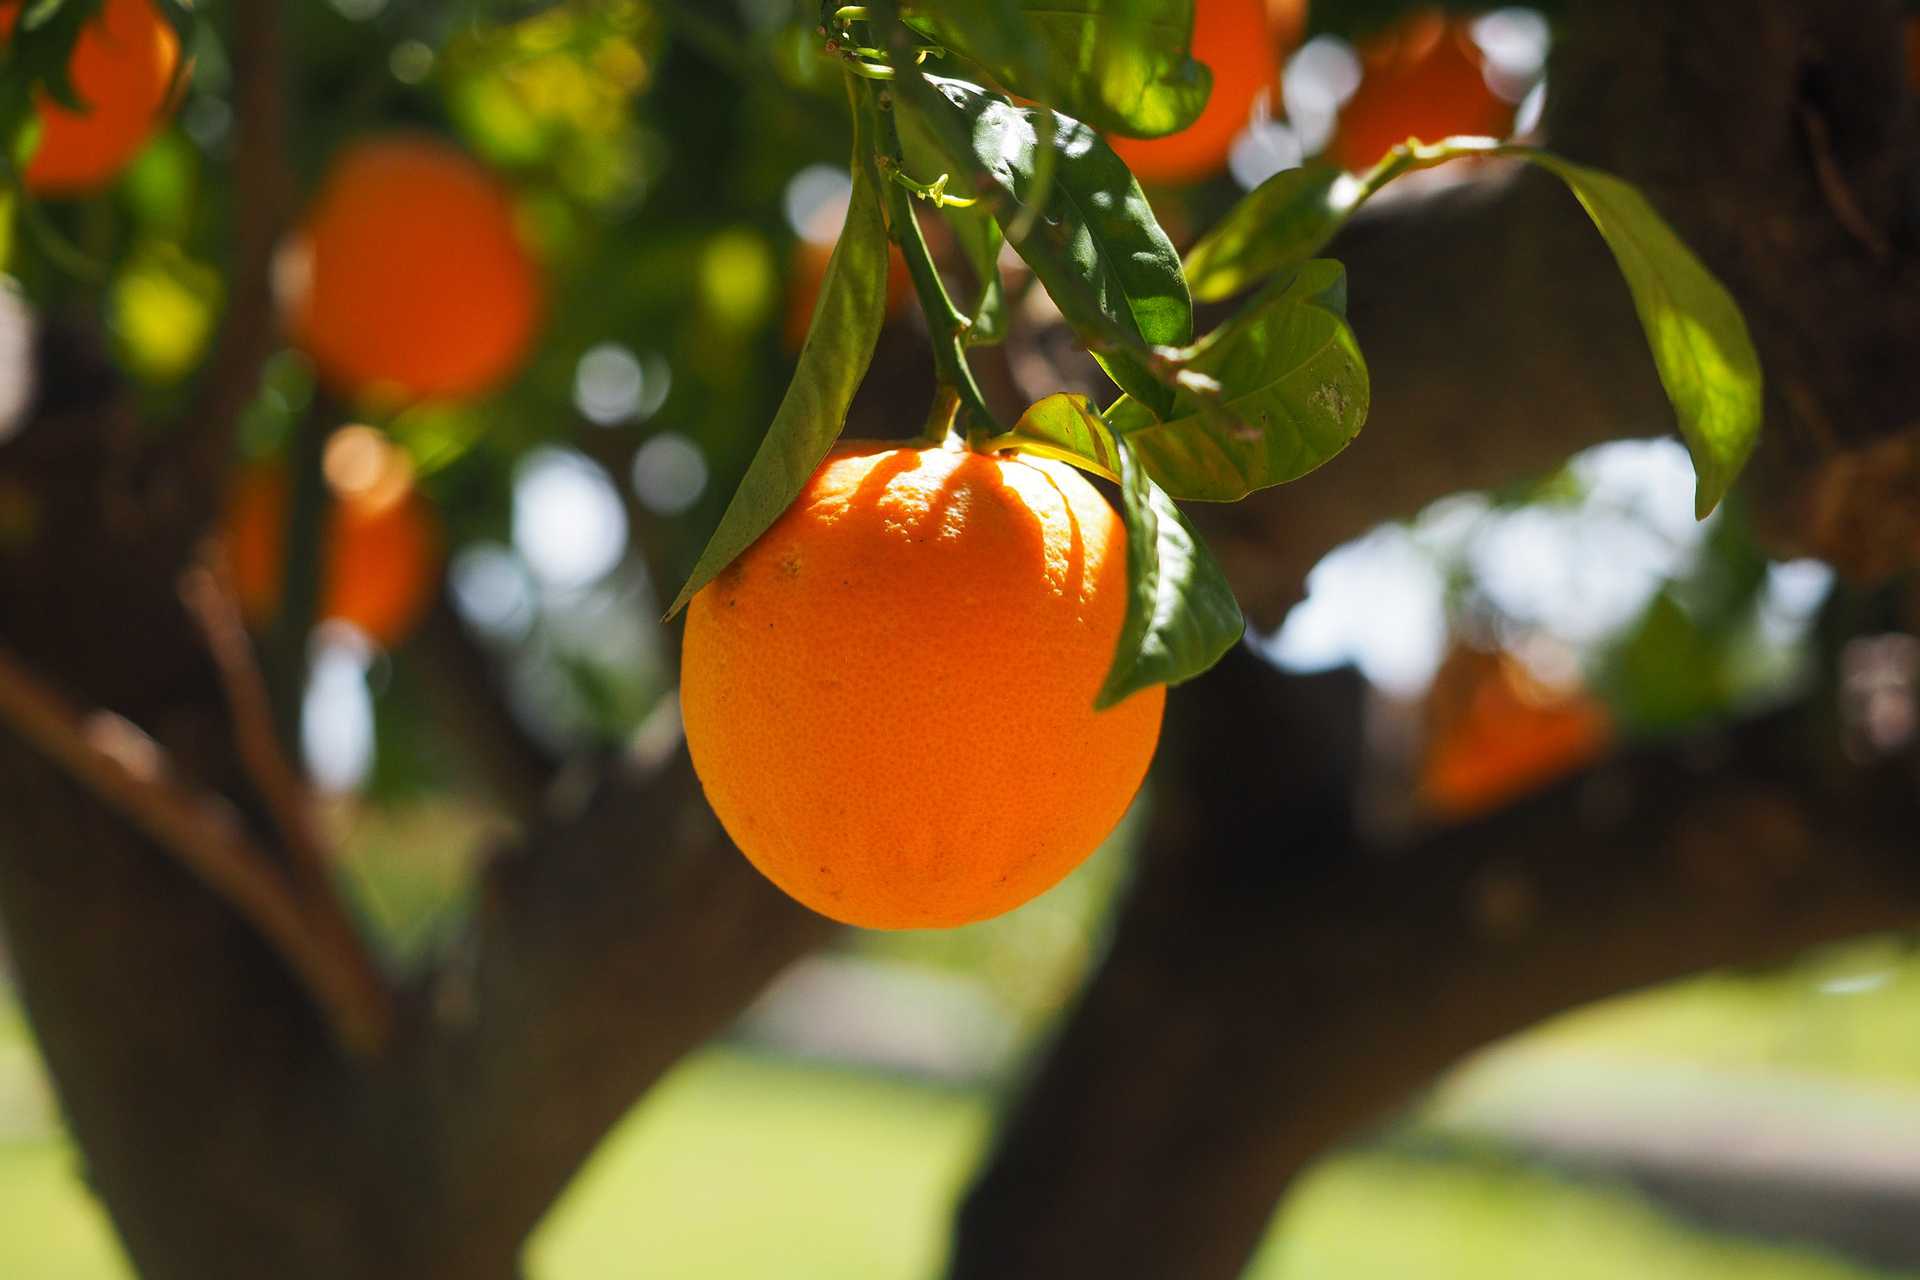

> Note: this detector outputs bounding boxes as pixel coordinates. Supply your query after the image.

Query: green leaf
[904,76,1191,416]
[987,392,1123,479]
[901,0,1211,139]
[1520,151,1762,518]
[665,86,891,618]
[1183,139,1761,515]
[1106,260,1369,500]
[1098,433,1244,709]
[1183,163,1354,302]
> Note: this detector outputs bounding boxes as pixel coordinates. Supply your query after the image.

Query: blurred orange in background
[1327,10,1511,173]
[0,0,184,195]
[1110,0,1302,185]
[1419,643,1612,821]
[279,136,544,406]
[223,426,444,649]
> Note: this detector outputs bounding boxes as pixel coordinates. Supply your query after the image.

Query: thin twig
[177,552,395,1055]
[0,644,391,1055]
[865,84,1000,439]
[179,552,332,883]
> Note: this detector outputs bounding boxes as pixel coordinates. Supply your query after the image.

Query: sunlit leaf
[901,0,1211,139]
[1181,137,1762,516]
[1521,151,1761,518]
[1106,260,1368,500]
[989,392,1122,479]
[1183,163,1353,302]
[1098,433,1243,708]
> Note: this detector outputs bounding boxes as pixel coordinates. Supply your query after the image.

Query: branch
[183,0,294,495]
[177,555,395,1055]
[949,644,1920,1280]
[0,643,390,1055]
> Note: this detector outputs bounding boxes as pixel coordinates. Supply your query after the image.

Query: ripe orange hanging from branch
[1109,0,1292,185]
[1327,10,1512,174]
[0,0,185,196]
[278,136,544,406]
[680,441,1165,930]
[222,426,444,649]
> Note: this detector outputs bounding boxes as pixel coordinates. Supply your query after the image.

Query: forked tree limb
[0,642,391,1055]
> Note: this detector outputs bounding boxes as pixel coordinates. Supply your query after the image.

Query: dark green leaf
[905,76,1191,415]
[1106,260,1368,500]
[901,0,1210,139]
[1097,433,1243,708]
[1520,151,1762,518]
[665,87,891,617]
[1183,163,1354,302]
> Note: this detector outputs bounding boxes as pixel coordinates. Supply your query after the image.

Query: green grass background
[7,944,1920,1279]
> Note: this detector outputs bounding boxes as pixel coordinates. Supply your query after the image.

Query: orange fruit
[1327,10,1511,173]
[1418,646,1611,821]
[680,440,1165,930]
[223,426,443,648]
[1110,0,1285,185]
[0,0,184,195]
[279,136,543,405]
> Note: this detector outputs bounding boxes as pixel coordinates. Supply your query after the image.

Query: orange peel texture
[681,441,1166,930]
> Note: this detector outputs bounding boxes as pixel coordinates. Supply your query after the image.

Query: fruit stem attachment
[922,385,961,444]
[863,82,1001,443]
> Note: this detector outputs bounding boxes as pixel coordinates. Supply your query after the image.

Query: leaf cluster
[676,0,1764,707]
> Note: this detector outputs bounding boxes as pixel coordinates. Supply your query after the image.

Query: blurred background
[2,0,1918,1276]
